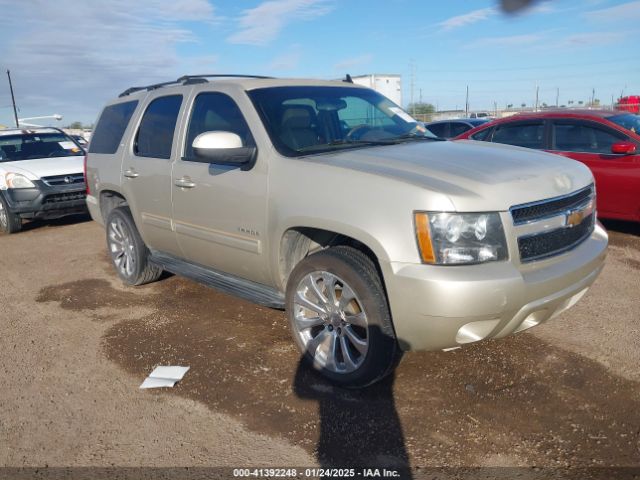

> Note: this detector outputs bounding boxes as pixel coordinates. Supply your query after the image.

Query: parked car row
[454,110,640,222]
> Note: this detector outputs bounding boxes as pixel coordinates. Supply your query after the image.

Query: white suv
[0,127,87,233]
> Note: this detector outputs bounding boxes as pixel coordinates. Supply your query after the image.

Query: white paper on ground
[139,366,190,389]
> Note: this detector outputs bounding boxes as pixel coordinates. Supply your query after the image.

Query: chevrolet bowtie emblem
[565,210,584,228]
[565,201,593,228]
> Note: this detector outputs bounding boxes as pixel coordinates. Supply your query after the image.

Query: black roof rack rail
[118,74,274,97]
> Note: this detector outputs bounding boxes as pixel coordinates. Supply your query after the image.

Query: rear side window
[449,122,471,138]
[89,101,138,154]
[552,122,626,154]
[135,95,183,159]
[426,123,448,138]
[491,122,545,149]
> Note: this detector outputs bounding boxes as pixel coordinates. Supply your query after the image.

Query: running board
[149,251,285,309]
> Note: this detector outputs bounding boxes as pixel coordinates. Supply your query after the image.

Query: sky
[0,0,639,127]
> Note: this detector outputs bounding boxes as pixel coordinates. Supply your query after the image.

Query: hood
[315,139,593,211]
[0,156,85,180]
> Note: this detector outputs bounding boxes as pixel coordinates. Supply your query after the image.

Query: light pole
[17,114,63,127]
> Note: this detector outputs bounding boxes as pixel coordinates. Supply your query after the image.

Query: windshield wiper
[390,132,446,142]
[327,139,398,146]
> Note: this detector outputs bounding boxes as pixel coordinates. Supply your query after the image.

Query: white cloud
[227,0,333,46]
[437,7,496,31]
[471,33,546,47]
[333,54,374,72]
[559,31,629,47]
[584,0,640,21]
[0,0,217,124]
[267,46,303,71]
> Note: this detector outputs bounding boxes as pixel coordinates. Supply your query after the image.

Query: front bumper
[382,223,608,351]
[2,180,88,220]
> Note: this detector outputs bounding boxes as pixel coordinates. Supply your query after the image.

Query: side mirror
[191,131,256,167]
[611,141,637,155]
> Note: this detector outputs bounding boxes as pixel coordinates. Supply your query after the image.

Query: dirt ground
[0,215,639,479]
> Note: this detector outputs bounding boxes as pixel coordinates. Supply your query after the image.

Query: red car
[455,110,640,222]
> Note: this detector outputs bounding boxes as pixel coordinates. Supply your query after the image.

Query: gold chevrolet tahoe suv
[85,75,608,387]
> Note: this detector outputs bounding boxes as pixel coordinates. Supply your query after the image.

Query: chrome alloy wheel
[108,217,136,278]
[0,201,7,229]
[293,271,369,374]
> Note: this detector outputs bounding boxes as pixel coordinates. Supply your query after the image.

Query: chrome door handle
[174,177,196,188]
[123,169,139,178]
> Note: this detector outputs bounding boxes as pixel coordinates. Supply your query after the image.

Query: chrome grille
[511,185,596,263]
[42,173,85,186]
[510,185,593,225]
[518,213,595,262]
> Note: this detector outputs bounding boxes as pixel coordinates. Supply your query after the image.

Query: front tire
[0,195,22,234]
[286,246,401,388]
[106,207,162,286]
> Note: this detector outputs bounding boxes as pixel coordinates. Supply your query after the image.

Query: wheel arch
[98,189,129,223]
[276,221,390,292]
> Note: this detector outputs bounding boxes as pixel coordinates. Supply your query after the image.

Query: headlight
[6,173,35,189]
[414,212,508,265]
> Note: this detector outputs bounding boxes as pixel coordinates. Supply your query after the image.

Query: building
[350,74,402,106]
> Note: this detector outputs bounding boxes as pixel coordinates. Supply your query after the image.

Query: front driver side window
[184,92,254,159]
[492,122,545,149]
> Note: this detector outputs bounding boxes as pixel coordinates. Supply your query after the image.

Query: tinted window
[449,122,471,138]
[89,101,138,154]
[426,123,448,138]
[552,122,625,154]
[184,92,254,159]
[471,127,493,141]
[134,95,182,159]
[607,113,640,135]
[492,122,544,149]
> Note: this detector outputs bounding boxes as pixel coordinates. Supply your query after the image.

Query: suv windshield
[607,113,640,135]
[248,86,437,157]
[0,132,83,163]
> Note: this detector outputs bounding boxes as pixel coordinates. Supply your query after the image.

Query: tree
[578,100,584,105]
[406,102,435,115]
[520,103,526,108]
[68,121,83,129]
[507,104,513,109]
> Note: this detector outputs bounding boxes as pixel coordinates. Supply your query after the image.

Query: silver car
[85,75,607,387]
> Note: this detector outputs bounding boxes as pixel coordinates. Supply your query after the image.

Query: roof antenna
[343,74,353,84]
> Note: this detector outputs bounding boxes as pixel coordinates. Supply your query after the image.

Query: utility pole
[556,87,559,108]
[465,85,469,116]
[409,60,415,115]
[591,88,595,107]
[534,85,539,112]
[6,70,19,128]
[493,101,497,116]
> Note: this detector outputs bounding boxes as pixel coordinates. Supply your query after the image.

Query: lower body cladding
[383,223,608,352]
[2,181,88,220]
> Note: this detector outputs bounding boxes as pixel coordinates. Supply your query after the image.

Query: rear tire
[286,246,401,388]
[0,195,22,234]
[106,207,162,286]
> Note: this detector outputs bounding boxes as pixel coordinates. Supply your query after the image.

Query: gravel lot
[0,216,638,478]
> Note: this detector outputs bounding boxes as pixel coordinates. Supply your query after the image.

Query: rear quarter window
[89,101,138,154]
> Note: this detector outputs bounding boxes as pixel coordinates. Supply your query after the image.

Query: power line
[417,57,639,74]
